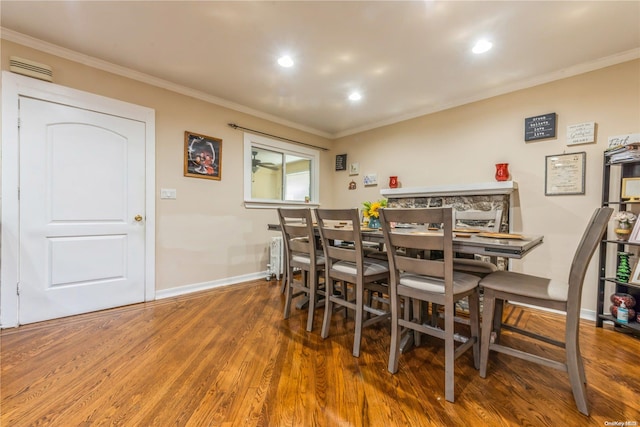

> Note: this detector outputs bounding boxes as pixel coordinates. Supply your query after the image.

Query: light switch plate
[160,188,177,199]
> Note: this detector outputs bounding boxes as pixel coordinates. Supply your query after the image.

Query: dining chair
[315,208,390,357]
[478,207,613,416]
[379,207,481,403]
[452,208,503,277]
[277,207,326,332]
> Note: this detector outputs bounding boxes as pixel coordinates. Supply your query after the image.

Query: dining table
[269,221,544,350]
[267,222,543,260]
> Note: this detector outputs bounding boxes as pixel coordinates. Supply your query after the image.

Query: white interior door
[18,96,146,324]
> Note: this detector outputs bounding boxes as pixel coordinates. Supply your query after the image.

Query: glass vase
[615,222,632,241]
[367,217,381,229]
[495,163,510,181]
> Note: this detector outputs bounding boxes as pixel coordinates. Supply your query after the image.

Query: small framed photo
[622,178,640,201]
[629,220,640,243]
[349,162,360,176]
[184,131,222,180]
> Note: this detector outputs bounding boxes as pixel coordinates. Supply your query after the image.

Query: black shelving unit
[597,154,640,334]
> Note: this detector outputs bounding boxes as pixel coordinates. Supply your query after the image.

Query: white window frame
[243,133,320,208]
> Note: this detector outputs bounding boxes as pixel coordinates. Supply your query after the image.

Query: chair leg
[566,320,589,415]
[492,298,504,343]
[566,344,589,415]
[321,277,334,339]
[479,289,496,378]
[388,291,401,374]
[283,266,295,319]
[413,298,422,347]
[430,302,439,326]
[444,299,455,402]
[352,281,364,357]
[468,291,481,370]
[577,348,587,386]
[306,269,316,332]
[280,259,288,294]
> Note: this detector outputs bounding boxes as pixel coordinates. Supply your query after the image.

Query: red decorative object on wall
[495,163,510,181]
[389,176,398,188]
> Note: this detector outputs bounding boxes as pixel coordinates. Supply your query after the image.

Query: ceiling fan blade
[258,163,280,171]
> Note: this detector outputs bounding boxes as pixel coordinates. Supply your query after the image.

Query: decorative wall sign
[525,113,557,141]
[335,153,347,171]
[608,133,640,149]
[566,122,595,145]
[545,152,586,196]
[348,180,357,190]
[349,162,360,175]
[363,174,378,186]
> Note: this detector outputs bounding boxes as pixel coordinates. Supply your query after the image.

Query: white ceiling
[1,1,639,138]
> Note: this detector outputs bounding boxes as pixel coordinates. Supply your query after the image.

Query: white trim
[155,272,266,300]
[244,132,320,206]
[580,308,597,322]
[0,71,156,328]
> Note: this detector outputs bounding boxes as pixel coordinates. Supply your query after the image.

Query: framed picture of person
[184,131,222,180]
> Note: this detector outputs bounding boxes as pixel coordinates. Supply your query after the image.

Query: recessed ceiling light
[472,39,493,54]
[277,55,294,68]
[348,92,362,101]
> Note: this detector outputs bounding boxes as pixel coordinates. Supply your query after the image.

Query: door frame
[1,71,156,328]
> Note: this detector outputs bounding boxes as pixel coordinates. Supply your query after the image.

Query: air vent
[9,56,53,82]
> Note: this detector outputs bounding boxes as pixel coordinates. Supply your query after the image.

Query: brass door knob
[134,215,143,222]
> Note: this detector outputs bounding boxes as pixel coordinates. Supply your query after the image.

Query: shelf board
[602,239,640,245]
[601,277,640,288]
[606,160,640,166]
[599,314,640,332]
[603,201,640,205]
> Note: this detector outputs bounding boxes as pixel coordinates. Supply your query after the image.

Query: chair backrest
[277,207,318,267]
[452,209,502,232]
[315,208,364,270]
[566,207,613,315]
[379,207,454,296]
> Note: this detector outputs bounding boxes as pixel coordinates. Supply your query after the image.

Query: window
[244,133,319,208]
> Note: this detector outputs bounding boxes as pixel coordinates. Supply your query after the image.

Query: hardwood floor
[2,279,639,426]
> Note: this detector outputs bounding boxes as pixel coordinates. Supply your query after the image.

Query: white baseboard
[155,271,267,300]
[580,308,597,322]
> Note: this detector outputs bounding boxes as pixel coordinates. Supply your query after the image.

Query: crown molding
[3,28,638,141]
[0,28,333,139]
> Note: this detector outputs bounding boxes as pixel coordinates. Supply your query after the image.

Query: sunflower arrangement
[362,199,387,219]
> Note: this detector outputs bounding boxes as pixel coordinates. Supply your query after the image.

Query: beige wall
[330,59,640,313]
[3,39,639,314]
[1,40,333,291]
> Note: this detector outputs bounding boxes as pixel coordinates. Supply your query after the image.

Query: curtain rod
[227,123,329,151]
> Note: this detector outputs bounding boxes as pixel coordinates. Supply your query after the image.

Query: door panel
[49,235,126,286]
[19,97,146,324]
[49,124,128,221]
